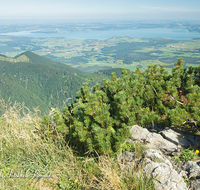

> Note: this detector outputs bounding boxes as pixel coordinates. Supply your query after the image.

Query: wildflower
[54,123,56,126]
[74,178,78,183]
[196,150,199,154]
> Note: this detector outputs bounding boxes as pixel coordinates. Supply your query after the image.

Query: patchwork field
[0,36,200,72]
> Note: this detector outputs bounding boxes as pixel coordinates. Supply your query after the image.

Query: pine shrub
[51,59,200,155]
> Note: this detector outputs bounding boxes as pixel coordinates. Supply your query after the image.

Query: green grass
[0,100,155,190]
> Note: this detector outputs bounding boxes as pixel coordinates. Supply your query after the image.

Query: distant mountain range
[0,51,123,115]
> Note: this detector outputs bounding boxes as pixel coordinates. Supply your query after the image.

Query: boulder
[118,149,188,190]
[127,125,200,189]
[160,128,191,148]
[142,149,188,190]
[181,161,200,179]
[146,124,200,149]
[130,125,178,155]
[142,149,172,168]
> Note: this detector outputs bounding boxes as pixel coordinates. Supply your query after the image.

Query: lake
[1,28,200,40]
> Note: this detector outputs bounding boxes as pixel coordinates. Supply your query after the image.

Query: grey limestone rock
[127,125,200,189]
[142,149,173,168]
[190,179,200,190]
[118,151,135,162]
[130,125,178,155]
[160,128,191,148]
[181,161,200,179]
[141,149,188,190]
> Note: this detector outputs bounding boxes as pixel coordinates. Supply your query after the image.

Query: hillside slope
[0,52,110,114]
[0,74,49,115]
[14,51,84,73]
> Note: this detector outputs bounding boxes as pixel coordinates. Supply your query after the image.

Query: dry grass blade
[97,155,126,190]
[0,100,155,189]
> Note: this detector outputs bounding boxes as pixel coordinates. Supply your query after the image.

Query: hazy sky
[0,0,200,21]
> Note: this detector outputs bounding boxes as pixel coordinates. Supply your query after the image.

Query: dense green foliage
[95,68,125,78]
[50,59,200,155]
[0,74,48,115]
[0,52,110,115]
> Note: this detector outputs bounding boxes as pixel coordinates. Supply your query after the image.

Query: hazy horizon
[0,19,199,25]
[0,0,200,23]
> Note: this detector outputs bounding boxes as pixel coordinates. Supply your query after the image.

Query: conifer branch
[170,95,184,105]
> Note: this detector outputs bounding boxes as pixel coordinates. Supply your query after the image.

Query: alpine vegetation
[48,59,200,155]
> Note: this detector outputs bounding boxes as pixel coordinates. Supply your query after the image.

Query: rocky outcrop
[118,149,188,190]
[160,128,191,148]
[180,160,200,190]
[130,125,200,153]
[160,127,200,148]
[117,125,200,190]
[129,125,178,155]
[142,149,188,190]
[181,161,200,179]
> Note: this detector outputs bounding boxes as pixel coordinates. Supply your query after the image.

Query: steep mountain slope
[0,52,110,114]
[0,74,49,115]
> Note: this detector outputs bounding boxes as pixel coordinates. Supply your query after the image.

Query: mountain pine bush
[47,59,200,155]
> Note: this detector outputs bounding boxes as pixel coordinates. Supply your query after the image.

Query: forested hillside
[15,51,84,74]
[95,68,125,78]
[0,52,111,115]
[0,74,49,114]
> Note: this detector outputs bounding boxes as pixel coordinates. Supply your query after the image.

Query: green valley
[1,36,200,73]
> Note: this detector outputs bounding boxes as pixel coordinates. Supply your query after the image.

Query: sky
[0,0,200,21]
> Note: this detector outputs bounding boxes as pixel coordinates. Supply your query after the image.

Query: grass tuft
[0,100,154,189]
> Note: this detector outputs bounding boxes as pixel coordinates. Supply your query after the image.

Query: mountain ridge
[15,51,84,73]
